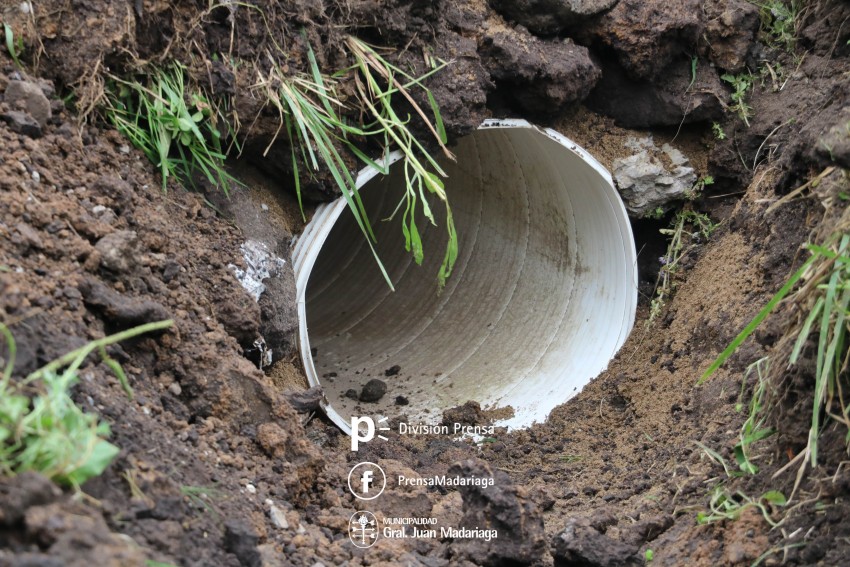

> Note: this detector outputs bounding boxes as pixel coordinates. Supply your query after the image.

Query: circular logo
[348,462,386,501]
[349,511,379,548]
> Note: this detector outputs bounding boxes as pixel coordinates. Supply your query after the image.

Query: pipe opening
[294,120,637,433]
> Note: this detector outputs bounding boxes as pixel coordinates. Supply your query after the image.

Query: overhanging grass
[257,36,456,290]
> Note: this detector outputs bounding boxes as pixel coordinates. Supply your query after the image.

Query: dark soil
[2,1,850,566]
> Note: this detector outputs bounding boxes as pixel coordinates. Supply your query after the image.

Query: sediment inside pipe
[294,120,637,433]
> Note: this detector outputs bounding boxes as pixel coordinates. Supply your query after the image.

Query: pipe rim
[293,119,637,435]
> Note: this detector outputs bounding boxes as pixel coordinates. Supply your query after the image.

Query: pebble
[359,379,388,403]
[245,483,256,494]
[168,382,182,396]
[269,504,289,529]
[261,203,269,211]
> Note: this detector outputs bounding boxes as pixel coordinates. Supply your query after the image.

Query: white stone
[612,136,697,217]
[269,504,289,529]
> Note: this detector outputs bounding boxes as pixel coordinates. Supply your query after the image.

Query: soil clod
[78,278,170,328]
[359,379,388,403]
[552,517,641,567]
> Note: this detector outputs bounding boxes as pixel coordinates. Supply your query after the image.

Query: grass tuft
[105,63,239,194]
[648,209,717,325]
[702,221,850,495]
[721,72,754,127]
[734,358,775,475]
[751,0,800,52]
[0,320,173,489]
[696,485,787,527]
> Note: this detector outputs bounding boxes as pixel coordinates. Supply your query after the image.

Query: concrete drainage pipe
[293,119,637,434]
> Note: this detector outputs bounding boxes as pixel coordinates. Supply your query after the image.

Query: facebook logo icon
[360,469,374,494]
[348,462,385,500]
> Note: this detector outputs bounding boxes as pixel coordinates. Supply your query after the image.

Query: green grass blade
[345,142,390,175]
[694,440,734,477]
[283,115,306,220]
[426,91,447,144]
[790,296,824,364]
[439,207,458,288]
[4,23,22,70]
[305,41,337,117]
[700,254,818,383]
[812,282,850,466]
[98,346,133,400]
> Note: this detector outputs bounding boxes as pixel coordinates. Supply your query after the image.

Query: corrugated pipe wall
[293,120,637,434]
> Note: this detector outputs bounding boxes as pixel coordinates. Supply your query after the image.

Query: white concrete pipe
[293,119,637,434]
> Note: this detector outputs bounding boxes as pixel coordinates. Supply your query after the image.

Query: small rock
[395,395,409,406]
[385,364,402,377]
[260,203,269,211]
[1,110,41,138]
[359,379,387,403]
[245,483,256,494]
[168,382,182,396]
[36,79,55,99]
[5,80,51,126]
[612,137,697,217]
[269,504,289,529]
[95,230,139,273]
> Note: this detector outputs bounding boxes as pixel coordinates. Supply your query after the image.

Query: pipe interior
[304,125,635,429]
